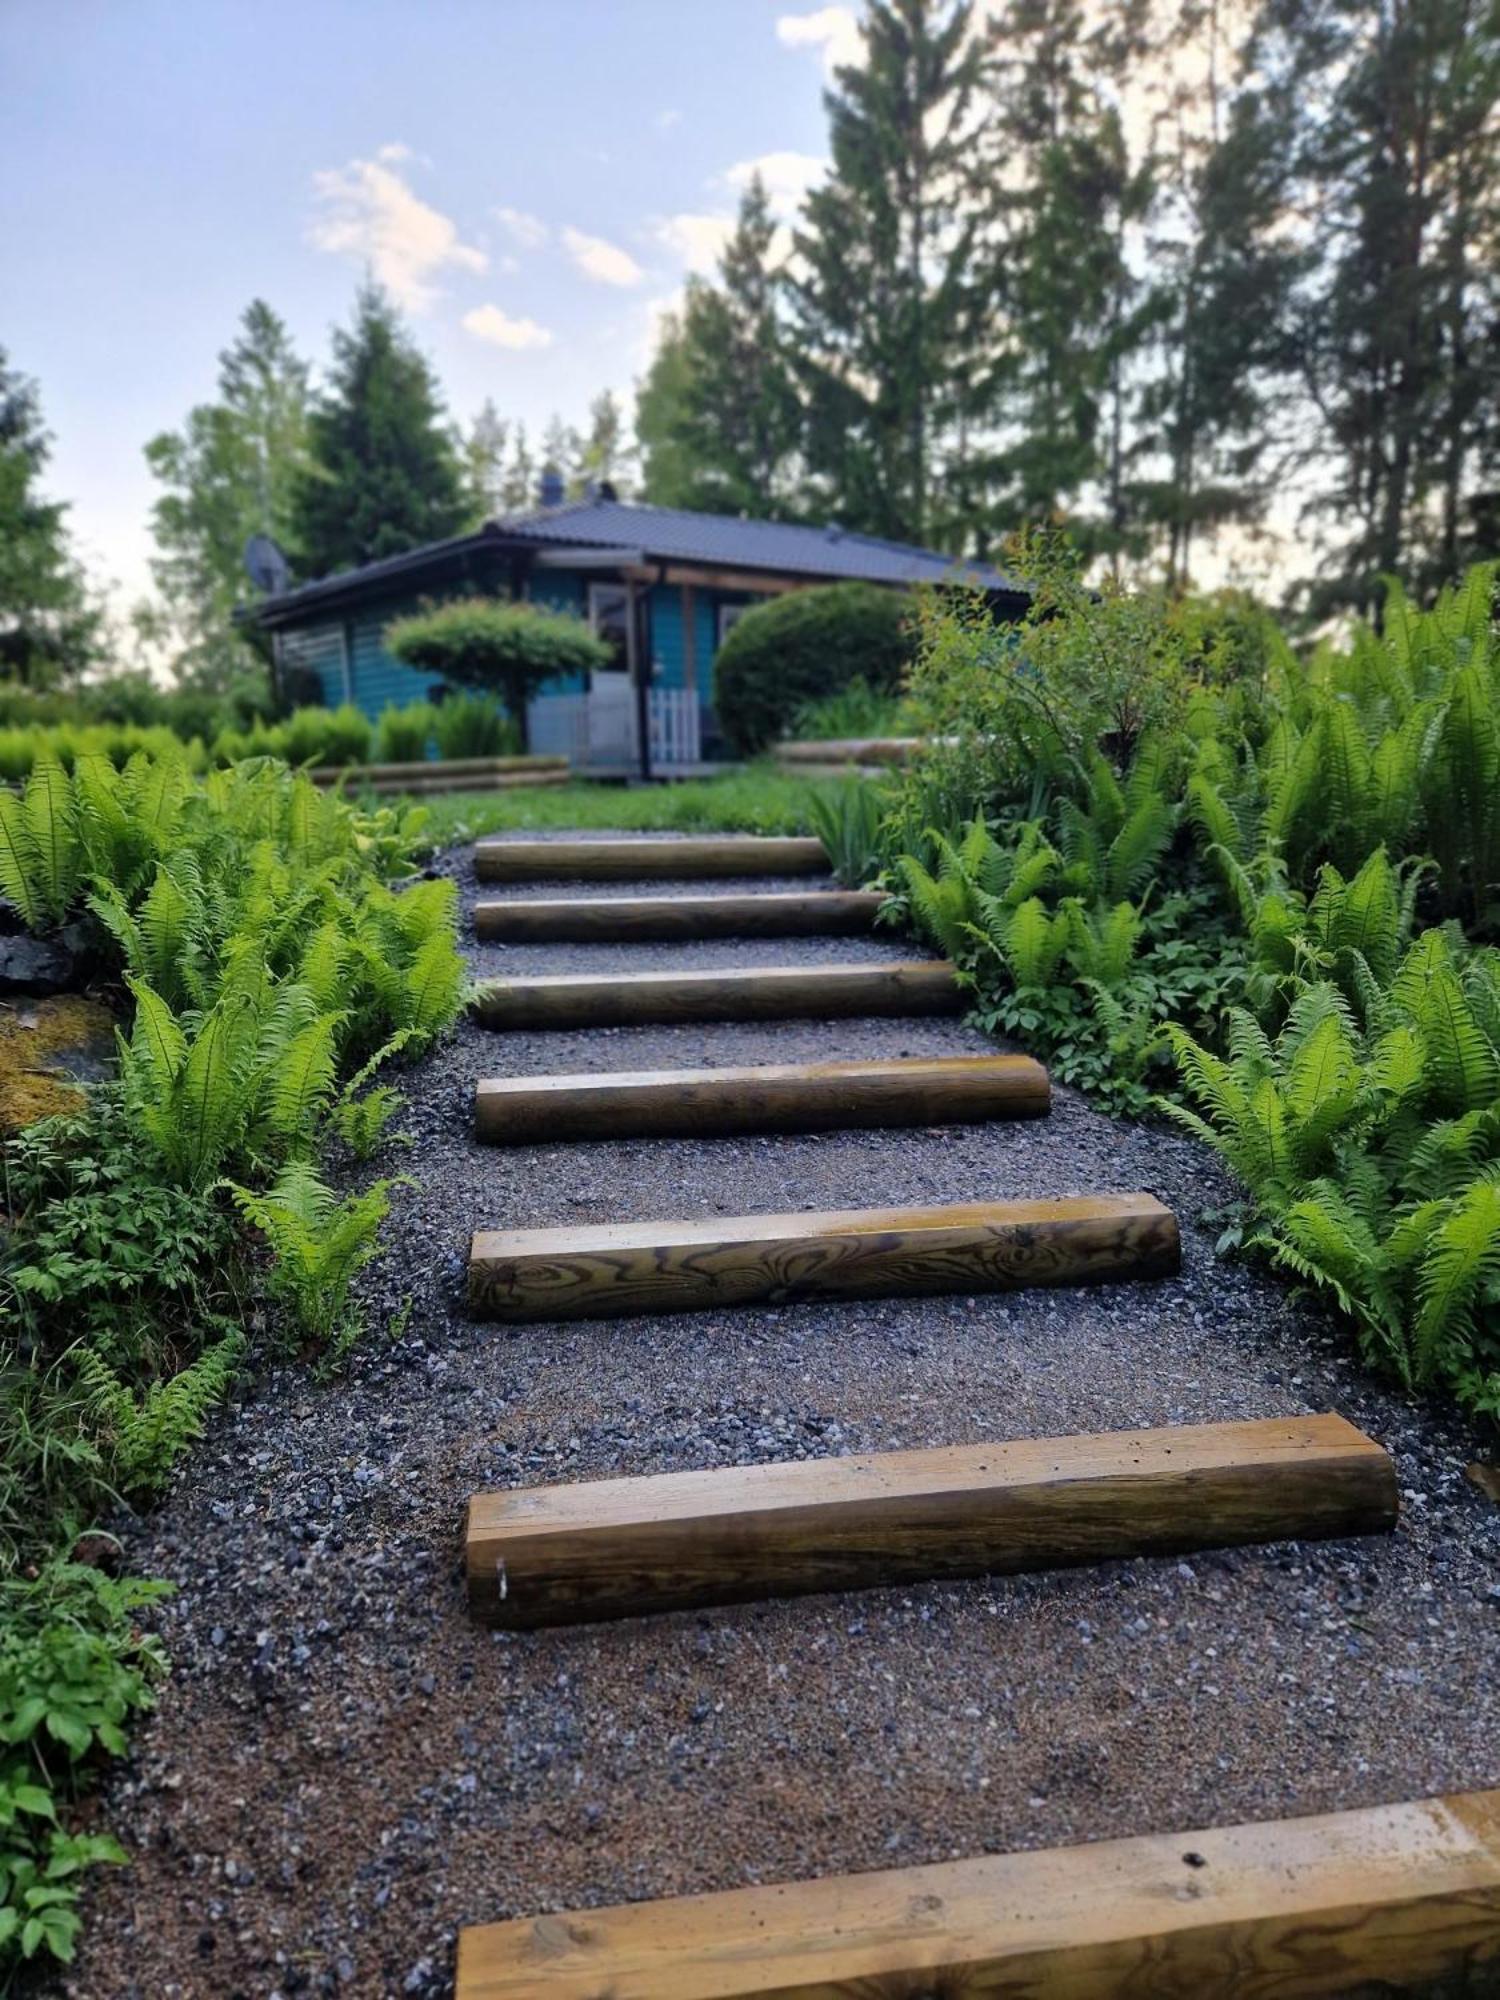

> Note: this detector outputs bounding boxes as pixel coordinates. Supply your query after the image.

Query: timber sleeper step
[464,1413,1396,1627]
[472,889,885,942]
[473,1052,1048,1144]
[455,1786,1500,1999]
[469,1192,1179,1321]
[474,834,829,880]
[471,958,962,1029]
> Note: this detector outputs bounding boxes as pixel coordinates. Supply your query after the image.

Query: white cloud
[776,5,863,75]
[376,140,414,164]
[495,205,548,249]
[725,149,827,220]
[308,155,485,311]
[462,303,554,351]
[656,108,683,130]
[657,212,734,275]
[562,225,644,288]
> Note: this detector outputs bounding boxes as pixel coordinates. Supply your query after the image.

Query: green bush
[277,702,373,769]
[376,700,436,763]
[433,692,518,760]
[714,584,915,755]
[792,676,911,742]
[385,598,610,738]
[0,745,467,1969]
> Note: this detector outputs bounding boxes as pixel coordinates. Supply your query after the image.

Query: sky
[2,0,863,618]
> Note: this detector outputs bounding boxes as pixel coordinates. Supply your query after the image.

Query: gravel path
[63,838,1500,2000]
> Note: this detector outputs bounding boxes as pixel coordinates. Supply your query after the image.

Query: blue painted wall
[276,570,759,725]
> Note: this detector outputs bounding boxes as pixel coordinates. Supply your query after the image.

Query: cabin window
[717,602,752,646]
[588,582,630,673]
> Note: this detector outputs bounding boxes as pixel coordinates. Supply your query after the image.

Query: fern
[228,1161,404,1348]
[76,1334,245,1491]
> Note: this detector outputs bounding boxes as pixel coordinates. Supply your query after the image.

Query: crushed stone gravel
[59,836,1500,2000]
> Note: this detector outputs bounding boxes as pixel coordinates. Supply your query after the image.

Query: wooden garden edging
[465,1414,1396,1626]
[473,889,886,942]
[474,834,829,880]
[471,959,962,1029]
[455,1787,1500,1999]
[469,1192,1179,1321]
[473,1053,1049,1144]
[308,753,569,797]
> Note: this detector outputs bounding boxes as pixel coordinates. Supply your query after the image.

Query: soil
[60,840,1500,2000]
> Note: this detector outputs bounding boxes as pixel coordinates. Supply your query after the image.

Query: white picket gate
[527,683,701,773]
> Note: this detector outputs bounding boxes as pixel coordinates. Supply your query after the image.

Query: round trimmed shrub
[713,583,913,755]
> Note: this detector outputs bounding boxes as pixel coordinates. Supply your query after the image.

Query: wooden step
[474,834,829,881]
[455,1787,1500,1999]
[465,1414,1396,1627]
[473,889,885,942]
[469,1192,1179,1321]
[474,1053,1048,1144]
[471,959,962,1029]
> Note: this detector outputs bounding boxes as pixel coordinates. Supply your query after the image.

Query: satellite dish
[244,534,291,597]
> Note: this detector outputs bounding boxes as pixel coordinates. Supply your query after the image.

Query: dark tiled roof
[500,499,1025,593]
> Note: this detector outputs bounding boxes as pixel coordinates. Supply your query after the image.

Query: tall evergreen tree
[1133,6,1305,587]
[1252,0,1500,610]
[0,347,98,686]
[636,179,803,516]
[145,299,309,679]
[290,285,468,577]
[463,398,511,521]
[635,311,705,508]
[576,389,635,495]
[791,0,985,545]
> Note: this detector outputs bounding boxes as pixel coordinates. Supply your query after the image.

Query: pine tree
[1133,6,1306,587]
[791,0,985,544]
[290,285,468,577]
[463,398,510,521]
[635,311,705,508]
[144,300,310,680]
[1252,0,1500,611]
[0,347,98,686]
[636,179,803,516]
[576,389,634,495]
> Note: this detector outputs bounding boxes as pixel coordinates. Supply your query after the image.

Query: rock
[0,931,79,995]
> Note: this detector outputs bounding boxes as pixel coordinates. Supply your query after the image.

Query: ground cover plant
[416,766,839,845]
[856,535,1500,1424]
[0,748,465,1971]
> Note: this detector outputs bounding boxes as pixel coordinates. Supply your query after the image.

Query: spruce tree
[791,0,985,545]
[290,285,468,577]
[145,299,309,678]
[635,311,705,508]
[0,348,98,686]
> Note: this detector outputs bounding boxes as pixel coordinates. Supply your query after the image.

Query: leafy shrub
[714,583,914,755]
[376,700,436,763]
[385,598,610,737]
[806,778,889,886]
[433,692,520,760]
[792,676,910,742]
[278,702,373,769]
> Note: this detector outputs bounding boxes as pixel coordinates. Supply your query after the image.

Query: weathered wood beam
[473,835,829,881]
[465,1414,1397,1627]
[469,1192,1179,1321]
[472,890,886,942]
[470,959,962,1029]
[455,1787,1500,1999]
[473,1053,1049,1144]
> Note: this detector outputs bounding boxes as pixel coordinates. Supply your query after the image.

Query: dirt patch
[0,994,117,1132]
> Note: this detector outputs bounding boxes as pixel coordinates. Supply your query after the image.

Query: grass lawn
[413,764,843,845]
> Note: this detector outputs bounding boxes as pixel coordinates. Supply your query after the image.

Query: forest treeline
[641,0,1500,618]
[3,0,1499,696]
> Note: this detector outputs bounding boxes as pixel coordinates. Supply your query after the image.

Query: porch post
[629,579,653,781]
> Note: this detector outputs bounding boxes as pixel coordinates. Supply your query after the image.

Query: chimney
[538,465,565,509]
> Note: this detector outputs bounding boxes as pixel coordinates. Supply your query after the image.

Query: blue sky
[2,0,862,614]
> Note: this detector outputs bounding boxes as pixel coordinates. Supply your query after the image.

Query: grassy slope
[415,765,838,845]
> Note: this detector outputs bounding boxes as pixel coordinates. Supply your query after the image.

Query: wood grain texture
[468,1192,1179,1321]
[473,1053,1050,1145]
[464,1414,1397,1627]
[472,891,886,942]
[470,960,962,1030]
[473,835,829,881]
[455,1787,1500,1999]
[773,736,922,766]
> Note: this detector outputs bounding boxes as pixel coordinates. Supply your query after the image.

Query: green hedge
[713,584,914,754]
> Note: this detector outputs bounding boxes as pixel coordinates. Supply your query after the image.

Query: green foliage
[418,767,834,845]
[792,676,911,742]
[376,699,436,763]
[432,692,520,761]
[0,1563,168,1967]
[806,778,891,887]
[288,283,469,579]
[229,1161,401,1351]
[385,598,610,732]
[714,584,914,754]
[0,347,100,690]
